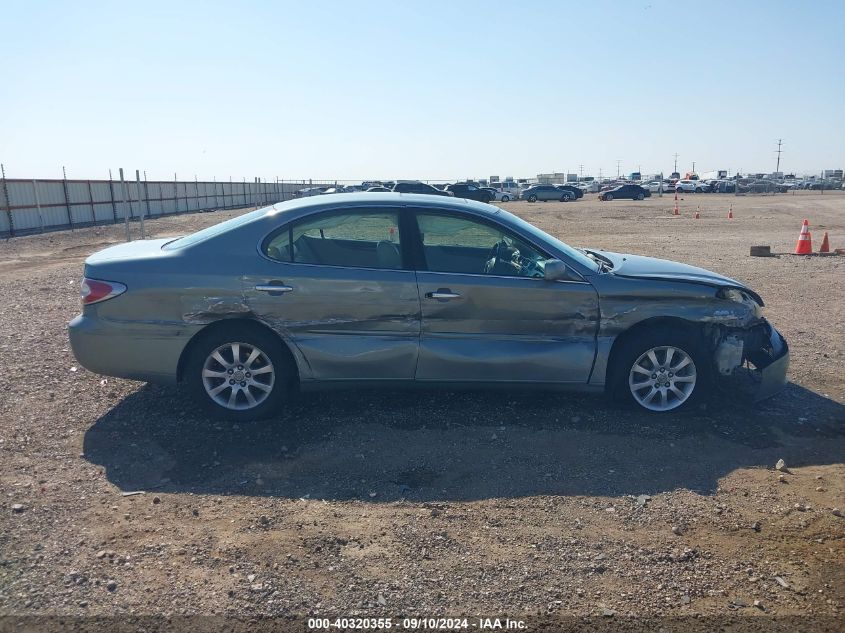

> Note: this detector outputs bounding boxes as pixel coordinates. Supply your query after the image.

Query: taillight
[81,278,127,305]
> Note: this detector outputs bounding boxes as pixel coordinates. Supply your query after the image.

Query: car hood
[587,250,763,303]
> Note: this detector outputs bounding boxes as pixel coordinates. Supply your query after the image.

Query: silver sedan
[69,193,789,420]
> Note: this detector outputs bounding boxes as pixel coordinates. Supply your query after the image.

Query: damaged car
[68,193,789,420]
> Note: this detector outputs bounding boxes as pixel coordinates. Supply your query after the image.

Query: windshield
[162,207,268,249]
[495,208,600,272]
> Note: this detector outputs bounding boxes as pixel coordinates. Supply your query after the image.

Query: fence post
[195,175,201,211]
[1,164,13,237]
[136,169,146,239]
[61,166,74,231]
[86,180,96,225]
[108,169,118,223]
[143,171,151,217]
[158,180,164,215]
[31,179,45,232]
[119,168,131,241]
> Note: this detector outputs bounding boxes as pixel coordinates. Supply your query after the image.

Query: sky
[1,0,843,182]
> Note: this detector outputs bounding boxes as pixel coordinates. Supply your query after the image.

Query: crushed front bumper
[717,321,789,402]
[750,324,789,401]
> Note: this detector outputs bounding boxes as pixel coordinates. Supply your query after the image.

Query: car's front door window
[415,213,547,278]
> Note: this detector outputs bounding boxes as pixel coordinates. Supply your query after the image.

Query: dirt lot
[1,192,843,628]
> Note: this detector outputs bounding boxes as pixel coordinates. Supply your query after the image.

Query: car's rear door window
[264,210,402,270]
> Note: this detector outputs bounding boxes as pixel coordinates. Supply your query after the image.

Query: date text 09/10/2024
[307,617,527,630]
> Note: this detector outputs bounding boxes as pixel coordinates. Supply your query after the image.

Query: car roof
[263,192,498,219]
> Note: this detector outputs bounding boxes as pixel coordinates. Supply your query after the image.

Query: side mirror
[543,259,574,281]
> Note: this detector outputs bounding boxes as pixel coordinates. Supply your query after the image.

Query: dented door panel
[416,272,600,382]
[242,262,420,380]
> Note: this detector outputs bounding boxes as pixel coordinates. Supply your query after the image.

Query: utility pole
[616,160,621,178]
[775,138,783,174]
[692,161,696,174]
[673,153,679,174]
[579,164,584,181]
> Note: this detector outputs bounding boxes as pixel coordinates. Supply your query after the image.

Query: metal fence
[0,175,333,237]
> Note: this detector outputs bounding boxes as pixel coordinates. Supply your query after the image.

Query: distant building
[537,172,569,184]
[823,169,843,179]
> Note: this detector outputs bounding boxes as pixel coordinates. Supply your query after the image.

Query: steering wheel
[484,239,522,275]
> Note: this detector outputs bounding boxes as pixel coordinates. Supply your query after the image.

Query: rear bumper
[68,314,197,384]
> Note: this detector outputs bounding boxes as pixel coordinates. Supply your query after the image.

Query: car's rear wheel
[560,194,571,202]
[186,325,291,421]
[695,187,703,193]
[604,193,613,201]
[612,327,709,413]
[528,194,537,202]
[501,195,510,202]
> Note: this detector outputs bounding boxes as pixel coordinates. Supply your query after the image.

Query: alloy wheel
[201,342,275,410]
[628,345,696,412]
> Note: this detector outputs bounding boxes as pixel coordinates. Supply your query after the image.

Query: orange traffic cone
[794,219,813,255]
[818,231,830,253]
[727,205,733,219]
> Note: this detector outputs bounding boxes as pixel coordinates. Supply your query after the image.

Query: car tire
[528,194,537,203]
[560,194,570,202]
[604,193,613,201]
[636,193,645,200]
[611,326,710,413]
[185,323,292,422]
[695,187,703,193]
[501,195,510,202]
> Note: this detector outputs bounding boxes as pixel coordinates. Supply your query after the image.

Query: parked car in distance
[598,184,650,201]
[294,187,328,198]
[68,192,789,420]
[641,181,665,193]
[487,183,522,201]
[392,181,452,196]
[366,186,392,192]
[555,184,584,199]
[674,180,708,193]
[445,183,495,203]
[710,180,736,193]
[481,187,513,202]
[520,185,576,202]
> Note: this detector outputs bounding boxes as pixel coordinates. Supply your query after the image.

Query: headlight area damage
[707,319,789,401]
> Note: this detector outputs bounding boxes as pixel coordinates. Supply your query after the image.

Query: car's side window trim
[258,206,412,272]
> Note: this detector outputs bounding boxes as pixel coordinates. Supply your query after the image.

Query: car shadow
[83,381,845,502]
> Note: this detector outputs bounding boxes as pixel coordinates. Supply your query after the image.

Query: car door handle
[255,284,294,293]
[425,290,461,300]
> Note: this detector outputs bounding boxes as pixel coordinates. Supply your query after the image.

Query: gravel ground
[0,191,843,627]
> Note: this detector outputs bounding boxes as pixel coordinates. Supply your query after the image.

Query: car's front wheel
[501,195,510,202]
[636,193,645,200]
[613,328,708,412]
[185,324,291,421]
[528,194,537,202]
[604,193,613,201]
